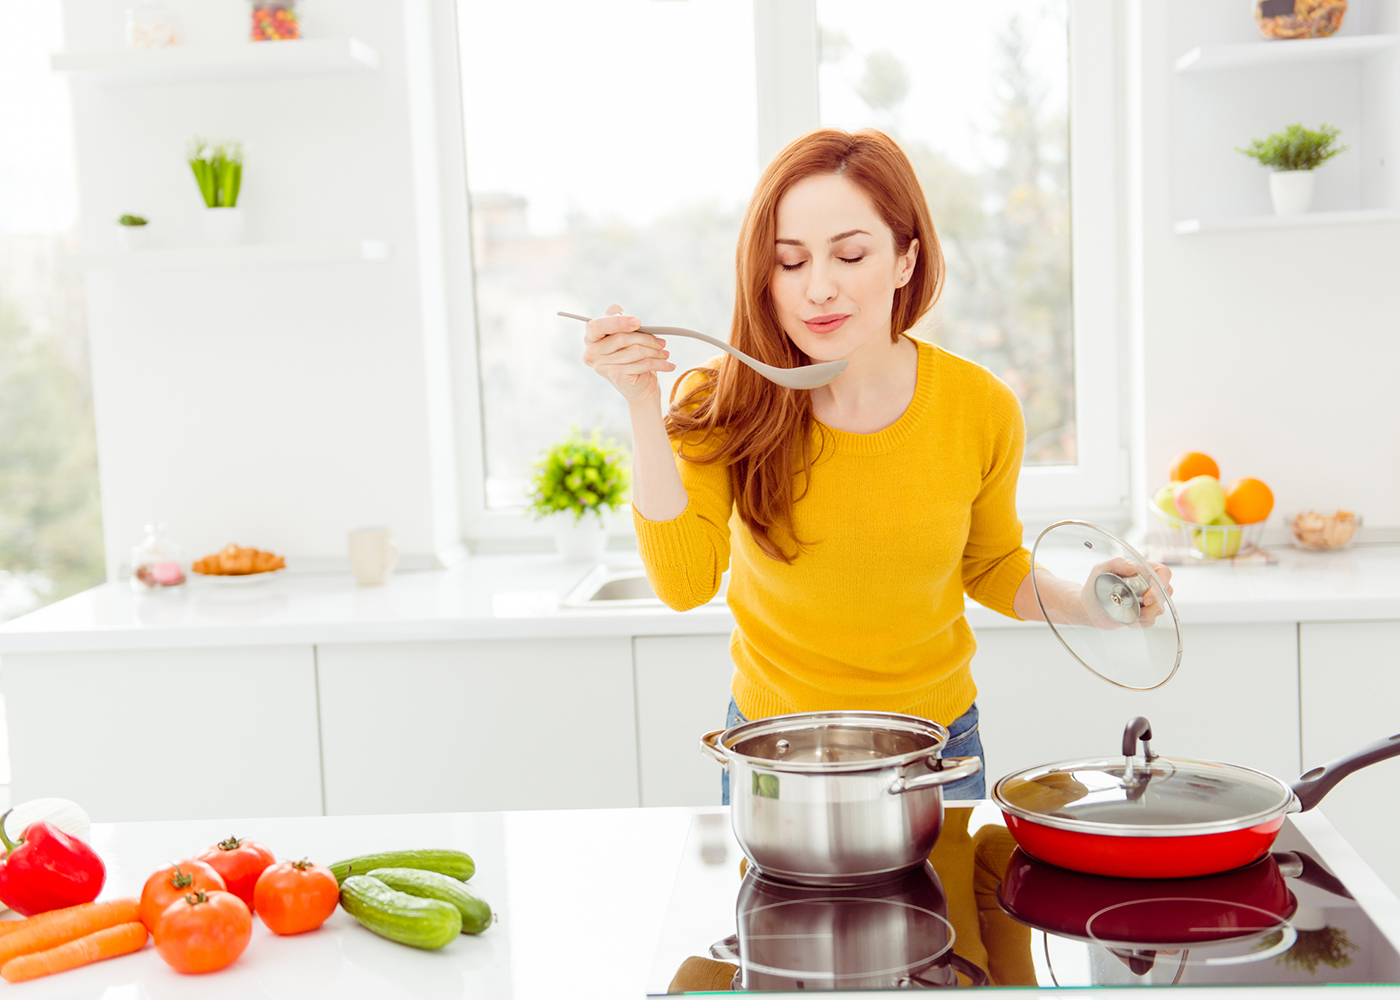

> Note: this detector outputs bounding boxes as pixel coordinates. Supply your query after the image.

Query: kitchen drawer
[1300,621,1400,897]
[317,638,638,815]
[2,646,323,822]
[972,623,1301,781]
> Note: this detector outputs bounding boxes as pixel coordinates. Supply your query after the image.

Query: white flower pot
[1269,170,1316,216]
[553,516,607,563]
[116,224,154,252]
[201,206,245,246]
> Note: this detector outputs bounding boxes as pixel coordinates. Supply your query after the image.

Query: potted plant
[527,428,629,562]
[187,138,244,244]
[1237,124,1346,216]
[115,213,151,252]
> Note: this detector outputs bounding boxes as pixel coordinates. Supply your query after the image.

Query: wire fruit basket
[1148,500,1266,561]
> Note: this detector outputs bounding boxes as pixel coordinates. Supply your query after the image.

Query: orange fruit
[1168,451,1220,482]
[1224,477,1274,524]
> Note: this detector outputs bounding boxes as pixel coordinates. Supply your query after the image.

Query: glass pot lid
[994,717,1294,835]
[1031,521,1183,690]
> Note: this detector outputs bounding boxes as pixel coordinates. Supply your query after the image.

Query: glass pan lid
[996,755,1292,832]
[1031,521,1182,690]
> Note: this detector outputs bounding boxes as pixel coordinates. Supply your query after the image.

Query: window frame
[444,0,1131,551]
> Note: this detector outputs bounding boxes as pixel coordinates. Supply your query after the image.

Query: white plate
[192,568,287,587]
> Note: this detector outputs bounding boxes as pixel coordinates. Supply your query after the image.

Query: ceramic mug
[348,527,398,586]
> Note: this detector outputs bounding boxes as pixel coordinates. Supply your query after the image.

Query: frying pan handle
[1291,731,1400,812]
[1273,850,1354,900]
[1122,716,1153,757]
[889,756,982,794]
[699,730,729,765]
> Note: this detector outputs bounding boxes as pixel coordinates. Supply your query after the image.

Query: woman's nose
[805,260,838,305]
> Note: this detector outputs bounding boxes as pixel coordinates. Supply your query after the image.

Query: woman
[582,129,1169,801]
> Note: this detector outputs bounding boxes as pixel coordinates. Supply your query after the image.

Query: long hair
[665,129,944,563]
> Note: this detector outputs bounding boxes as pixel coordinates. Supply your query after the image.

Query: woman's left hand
[1074,558,1173,630]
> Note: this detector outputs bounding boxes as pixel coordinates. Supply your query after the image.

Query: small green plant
[1238,123,1346,171]
[527,428,629,522]
[187,138,243,208]
[116,214,148,227]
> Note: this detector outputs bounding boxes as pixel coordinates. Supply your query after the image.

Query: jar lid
[1031,521,1182,690]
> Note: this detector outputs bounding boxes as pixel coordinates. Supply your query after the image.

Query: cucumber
[340,875,461,949]
[368,867,493,934]
[329,849,475,885]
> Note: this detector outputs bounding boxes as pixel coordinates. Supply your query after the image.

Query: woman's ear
[896,238,919,288]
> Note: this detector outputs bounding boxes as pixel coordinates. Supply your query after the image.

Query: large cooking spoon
[557,311,847,390]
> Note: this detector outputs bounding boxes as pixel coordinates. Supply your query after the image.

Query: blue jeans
[720,699,986,804]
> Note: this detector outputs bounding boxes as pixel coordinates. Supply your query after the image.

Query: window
[456,0,758,516]
[0,2,104,621]
[450,0,1126,542]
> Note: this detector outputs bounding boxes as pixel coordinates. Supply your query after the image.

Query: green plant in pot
[115,213,150,252]
[1237,124,1346,217]
[528,428,629,561]
[187,138,245,245]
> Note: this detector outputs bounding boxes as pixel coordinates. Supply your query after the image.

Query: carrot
[0,898,140,965]
[1,922,147,983]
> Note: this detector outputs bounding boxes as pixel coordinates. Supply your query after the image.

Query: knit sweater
[633,338,1034,726]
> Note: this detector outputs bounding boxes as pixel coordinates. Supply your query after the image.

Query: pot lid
[994,717,1294,837]
[1031,521,1182,690]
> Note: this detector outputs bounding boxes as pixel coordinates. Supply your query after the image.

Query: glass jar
[126,3,181,48]
[131,522,186,591]
[250,0,301,41]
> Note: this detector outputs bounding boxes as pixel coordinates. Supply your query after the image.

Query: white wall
[60,0,464,575]
[1137,0,1400,529]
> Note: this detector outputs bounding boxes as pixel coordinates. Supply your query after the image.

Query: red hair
[665,129,944,563]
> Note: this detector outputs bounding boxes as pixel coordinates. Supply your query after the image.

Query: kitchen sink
[562,564,727,608]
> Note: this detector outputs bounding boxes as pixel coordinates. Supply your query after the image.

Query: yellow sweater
[634,338,1033,725]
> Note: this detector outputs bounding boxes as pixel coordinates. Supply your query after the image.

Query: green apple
[1193,512,1242,558]
[1174,475,1227,525]
[1153,482,1182,521]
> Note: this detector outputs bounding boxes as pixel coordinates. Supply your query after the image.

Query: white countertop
[15,805,1400,999]
[4,544,1400,654]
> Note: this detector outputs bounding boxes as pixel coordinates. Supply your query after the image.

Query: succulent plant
[527,428,629,522]
[116,214,148,227]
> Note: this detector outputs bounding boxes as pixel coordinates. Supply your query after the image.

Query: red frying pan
[992,716,1400,879]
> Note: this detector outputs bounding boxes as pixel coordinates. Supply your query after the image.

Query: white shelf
[69,239,391,270]
[50,38,379,83]
[1175,33,1399,73]
[1174,209,1400,235]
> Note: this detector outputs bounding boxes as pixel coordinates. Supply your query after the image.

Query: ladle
[557,311,847,390]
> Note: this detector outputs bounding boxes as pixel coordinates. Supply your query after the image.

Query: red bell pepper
[0,810,105,916]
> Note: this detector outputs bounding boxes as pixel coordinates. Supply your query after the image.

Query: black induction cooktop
[648,804,1400,993]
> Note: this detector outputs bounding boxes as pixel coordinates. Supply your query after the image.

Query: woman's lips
[804,314,849,334]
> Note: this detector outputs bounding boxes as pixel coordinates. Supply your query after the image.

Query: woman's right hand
[582,303,676,403]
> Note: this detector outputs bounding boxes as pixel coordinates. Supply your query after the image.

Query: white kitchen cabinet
[633,635,735,807]
[1299,621,1400,896]
[1,646,323,822]
[972,623,1301,781]
[316,638,639,815]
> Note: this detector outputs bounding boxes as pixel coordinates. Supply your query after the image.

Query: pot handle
[699,729,729,765]
[889,755,982,794]
[1291,731,1400,812]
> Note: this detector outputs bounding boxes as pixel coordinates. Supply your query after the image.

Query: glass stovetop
[649,804,1400,993]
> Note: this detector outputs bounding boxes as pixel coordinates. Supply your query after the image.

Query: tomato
[139,860,226,932]
[154,889,252,974]
[253,859,340,935]
[195,836,275,912]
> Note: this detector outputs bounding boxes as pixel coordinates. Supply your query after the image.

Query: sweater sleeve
[961,375,1034,620]
[633,369,734,611]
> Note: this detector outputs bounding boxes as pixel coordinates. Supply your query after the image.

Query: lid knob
[1095,571,1151,625]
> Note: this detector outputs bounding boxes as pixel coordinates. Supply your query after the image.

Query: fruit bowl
[1286,510,1361,550]
[1148,501,1266,560]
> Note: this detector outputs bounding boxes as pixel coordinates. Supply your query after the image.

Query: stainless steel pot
[700,710,982,886]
